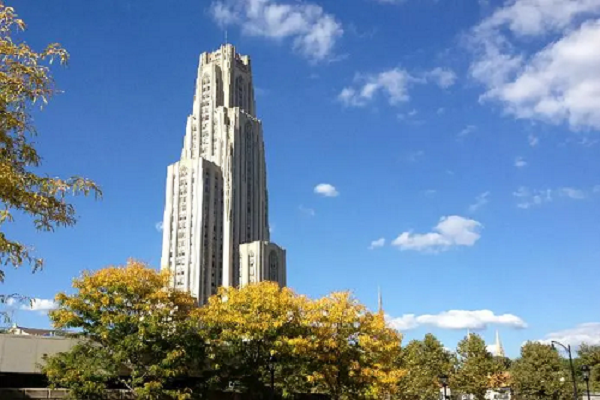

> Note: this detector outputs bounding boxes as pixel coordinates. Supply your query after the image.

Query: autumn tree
[298,292,405,400]
[44,260,202,400]
[452,333,495,400]
[397,333,454,400]
[510,342,569,400]
[0,3,100,299]
[197,281,308,397]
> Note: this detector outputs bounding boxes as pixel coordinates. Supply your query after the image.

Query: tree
[398,333,454,400]
[452,334,495,400]
[198,284,404,400]
[0,3,100,296]
[489,356,512,389]
[44,260,202,400]
[298,292,405,400]
[42,344,118,400]
[510,342,569,400]
[197,281,308,397]
[576,344,600,392]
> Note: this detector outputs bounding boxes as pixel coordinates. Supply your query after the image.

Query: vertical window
[269,251,279,282]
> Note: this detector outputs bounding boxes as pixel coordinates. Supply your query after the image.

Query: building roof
[10,326,57,336]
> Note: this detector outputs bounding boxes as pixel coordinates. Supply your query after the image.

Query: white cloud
[388,314,420,330]
[314,183,339,197]
[486,344,498,354]
[387,309,527,331]
[11,298,58,314]
[338,67,456,107]
[155,221,163,232]
[513,186,553,208]
[468,191,490,213]
[210,0,343,62]
[558,187,587,199]
[391,215,482,253]
[469,0,600,130]
[298,205,316,216]
[514,186,589,208]
[338,68,415,107]
[398,109,418,120]
[458,125,477,138]
[528,134,540,147]
[369,238,386,250]
[514,156,528,168]
[539,322,600,347]
[425,67,458,88]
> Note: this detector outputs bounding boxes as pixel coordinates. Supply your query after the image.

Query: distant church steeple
[378,286,383,314]
[494,330,505,357]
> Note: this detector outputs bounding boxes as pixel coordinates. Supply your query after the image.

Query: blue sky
[2,0,599,357]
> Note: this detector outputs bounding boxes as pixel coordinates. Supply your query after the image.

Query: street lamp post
[268,354,277,400]
[551,341,579,400]
[582,365,591,400]
[439,374,449,400]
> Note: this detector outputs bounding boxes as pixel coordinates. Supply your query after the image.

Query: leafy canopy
[452,334,495,400]
[45,260,201,400]
[197,281,308,396]
[510,342,570,400]
[0,2,100,297]
[398,333,454,400]
[297,292,405,400]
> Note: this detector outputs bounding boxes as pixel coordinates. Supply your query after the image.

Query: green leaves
[398,334,454,400]
[42,344,118,400]
[452,334,495,400]
[510,342,570,400]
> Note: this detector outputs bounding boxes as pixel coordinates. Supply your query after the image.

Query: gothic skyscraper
[160,44,286,304]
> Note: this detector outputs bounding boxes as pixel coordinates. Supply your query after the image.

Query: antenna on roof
[225,29,228,46]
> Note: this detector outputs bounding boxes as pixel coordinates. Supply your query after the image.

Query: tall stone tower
[160,44,286,305]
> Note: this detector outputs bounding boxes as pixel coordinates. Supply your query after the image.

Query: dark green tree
[398,333,454,400]
[510,342,570,400]
[577,344,600,392]
[452,334,495,400]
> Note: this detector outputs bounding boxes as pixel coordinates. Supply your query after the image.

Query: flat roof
[0,334,79,374]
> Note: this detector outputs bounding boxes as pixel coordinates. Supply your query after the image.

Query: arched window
[269,251,279,282]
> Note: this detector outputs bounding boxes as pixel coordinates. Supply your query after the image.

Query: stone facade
[160,44,286,304]
[238,241,286,287]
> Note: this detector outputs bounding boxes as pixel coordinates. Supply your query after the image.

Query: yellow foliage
[299,292,405,399]
[489,371,511,388]
[0,3,100,286]
[199,284,405,400]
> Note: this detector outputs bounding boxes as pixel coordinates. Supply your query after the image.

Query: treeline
[43,260,599,400]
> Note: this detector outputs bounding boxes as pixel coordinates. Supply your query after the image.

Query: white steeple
[494,329,505,357]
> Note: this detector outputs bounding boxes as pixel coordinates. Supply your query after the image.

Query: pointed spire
[378,286,383,314]
[495,329,505,357]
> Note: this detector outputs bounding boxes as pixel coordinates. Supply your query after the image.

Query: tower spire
[495,329,505,357]
[378,286,383,314]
